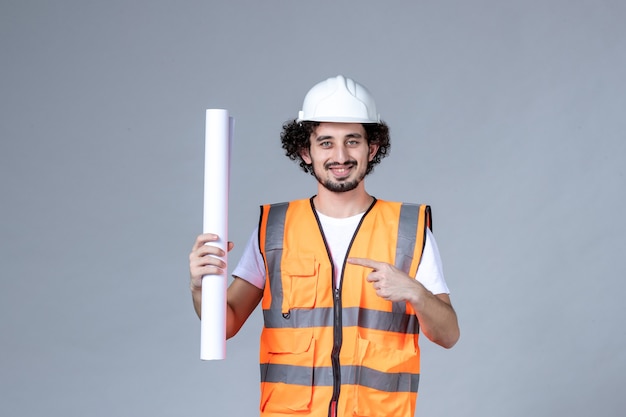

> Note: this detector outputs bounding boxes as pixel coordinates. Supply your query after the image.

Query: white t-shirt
[232,211,450,295]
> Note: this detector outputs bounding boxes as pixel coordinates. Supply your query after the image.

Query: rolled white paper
[201,109,233,360]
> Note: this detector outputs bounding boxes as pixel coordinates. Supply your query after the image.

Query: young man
[189,75,460,417]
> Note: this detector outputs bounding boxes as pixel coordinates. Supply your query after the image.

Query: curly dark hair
[280,120,390,175]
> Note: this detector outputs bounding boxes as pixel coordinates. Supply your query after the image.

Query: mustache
[324,160,357,169]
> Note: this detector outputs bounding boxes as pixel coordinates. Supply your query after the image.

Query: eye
[320,141,332,148]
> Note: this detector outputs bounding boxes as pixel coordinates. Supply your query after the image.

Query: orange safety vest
[258,197,432,417]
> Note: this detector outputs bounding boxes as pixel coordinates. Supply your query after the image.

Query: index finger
[347,257,384,270]
[193,233,219,250]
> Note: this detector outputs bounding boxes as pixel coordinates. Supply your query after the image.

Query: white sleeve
[231,227,266,290]
[415,228,450,295]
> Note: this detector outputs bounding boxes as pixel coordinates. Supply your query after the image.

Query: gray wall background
[1,1,624,416]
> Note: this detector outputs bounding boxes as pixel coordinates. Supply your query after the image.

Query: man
[189,75,460,417]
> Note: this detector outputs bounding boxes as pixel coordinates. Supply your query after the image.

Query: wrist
[190,277,203,292]
[408,279,426,307]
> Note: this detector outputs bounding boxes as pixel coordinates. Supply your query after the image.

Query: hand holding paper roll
[189,233,233,296]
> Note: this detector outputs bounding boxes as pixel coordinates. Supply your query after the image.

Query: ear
[300,147,312,164]
[368,143,380,162]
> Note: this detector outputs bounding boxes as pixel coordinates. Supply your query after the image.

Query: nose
[333,144,349,163]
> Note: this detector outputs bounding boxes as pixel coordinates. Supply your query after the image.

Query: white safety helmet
[297,75,380,124]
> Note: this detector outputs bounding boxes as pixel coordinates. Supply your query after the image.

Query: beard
[312,160,366,193]
[320,177,360,192]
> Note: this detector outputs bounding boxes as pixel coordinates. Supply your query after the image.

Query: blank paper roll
[201,109,233,360]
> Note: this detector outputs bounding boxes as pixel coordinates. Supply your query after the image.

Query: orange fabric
[259,199,428,417]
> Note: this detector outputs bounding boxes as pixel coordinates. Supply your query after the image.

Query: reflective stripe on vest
[258,198,431,417]
[260,363,420,392]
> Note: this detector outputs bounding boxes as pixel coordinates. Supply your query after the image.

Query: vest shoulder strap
[397,203,431,277]
[259,201,289,253]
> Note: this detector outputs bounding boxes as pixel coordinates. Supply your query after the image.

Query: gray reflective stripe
[264,306,334,328]
[261,363,324,386]
[260,363,419,393]
[265,202,288,251]
[395,203,420,274]
[394,204,422,317]
[263,306,419,334]
[264,203,288,313]
[349,306,419,335]
[344,365,419,393]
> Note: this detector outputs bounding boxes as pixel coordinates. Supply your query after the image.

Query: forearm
[346,256,460,347]
[410,290,459,349]
[190,287,245,339]
[191,277,263,339]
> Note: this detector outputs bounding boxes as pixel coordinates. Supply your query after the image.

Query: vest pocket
[260,328,315,413]
[352,336,418,417]
[282,256,319,310]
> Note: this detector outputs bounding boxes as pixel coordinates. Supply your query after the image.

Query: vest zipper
[309,196,377,417]
[329,286,342,417]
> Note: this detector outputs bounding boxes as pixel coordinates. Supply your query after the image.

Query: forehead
[312,122,366,138]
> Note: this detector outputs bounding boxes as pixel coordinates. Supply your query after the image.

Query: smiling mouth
[327,164,355,178]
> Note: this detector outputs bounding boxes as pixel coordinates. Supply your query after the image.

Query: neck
[312,184,374,218]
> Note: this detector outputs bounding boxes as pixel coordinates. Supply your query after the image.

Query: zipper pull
[330,399,337,417]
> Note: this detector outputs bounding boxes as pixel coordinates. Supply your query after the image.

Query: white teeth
[328,165,352,176]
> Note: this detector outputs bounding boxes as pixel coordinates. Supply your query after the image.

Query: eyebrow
[314,132,363,142]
